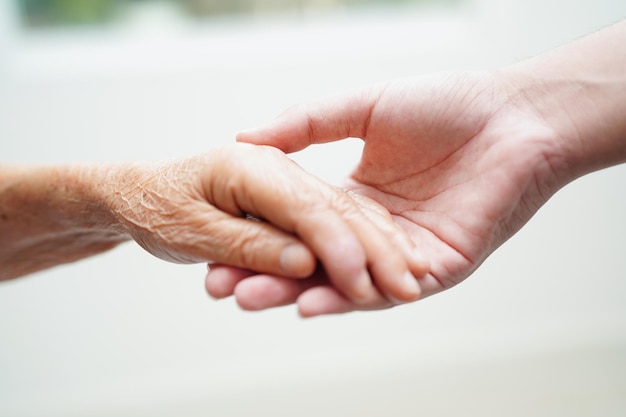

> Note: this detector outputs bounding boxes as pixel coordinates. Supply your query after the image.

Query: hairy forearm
[0,164,130,281]
[502,19,626,182]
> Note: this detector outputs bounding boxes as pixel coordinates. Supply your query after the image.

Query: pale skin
[206,20,626,317]
[0,143,428,305]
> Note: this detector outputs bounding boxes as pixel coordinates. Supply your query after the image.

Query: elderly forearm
[0,164,130,281]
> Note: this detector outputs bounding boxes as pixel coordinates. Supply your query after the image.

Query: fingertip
[406,271,423,300]
[205,265,252,299]
[389,271,422,303]
[235,128,262,144]
[234,279,270,311]
[388,233,430,279]
[317,232,373,304]
[350,269,379,305]
[410,251,431,278]
[236,122,286,148]
[279,243,316,278]
[234,276,300,311]
[236,111,309,153]
[297,287,355,317]
[205,273,231,299]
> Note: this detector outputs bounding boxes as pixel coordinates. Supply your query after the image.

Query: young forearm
[0,164,129,281]
[502,19,626,182]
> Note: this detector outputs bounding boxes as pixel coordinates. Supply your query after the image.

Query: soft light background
[1,0,626,416]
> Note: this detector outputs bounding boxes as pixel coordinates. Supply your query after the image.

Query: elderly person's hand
[206,21,626,316]
[1,143,427,305]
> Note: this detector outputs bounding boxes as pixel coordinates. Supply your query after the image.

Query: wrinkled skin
[206,71,575,317]
[110,143,428,304]
[1,143,427,306]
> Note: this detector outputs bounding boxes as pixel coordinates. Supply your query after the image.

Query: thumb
[236,88,379,153]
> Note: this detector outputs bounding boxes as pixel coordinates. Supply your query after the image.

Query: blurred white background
[1,0,626,416]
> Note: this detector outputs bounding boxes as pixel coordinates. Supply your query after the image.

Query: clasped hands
[0,71,575,317]
[205,70,571,316]
[2,21,622,316]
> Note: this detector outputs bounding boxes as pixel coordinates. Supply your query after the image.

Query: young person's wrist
[501,21,626,183]
[494,59,625,192]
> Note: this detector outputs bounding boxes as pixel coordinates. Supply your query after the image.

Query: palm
[207,71,561,315]
[345,74,558,296]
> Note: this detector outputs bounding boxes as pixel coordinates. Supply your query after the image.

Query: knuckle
[301,188,358,219]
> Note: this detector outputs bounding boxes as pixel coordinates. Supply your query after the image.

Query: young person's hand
[206,21,626,316]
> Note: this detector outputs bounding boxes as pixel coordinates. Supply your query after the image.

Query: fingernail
[352,269,374,305]
[411,250,430,276]
[403,271,421,299]
[236,128,254,136]
[236,126,264,139]
[280,244,313,277]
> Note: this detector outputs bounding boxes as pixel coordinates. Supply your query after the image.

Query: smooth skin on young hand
[206,20,626,317]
